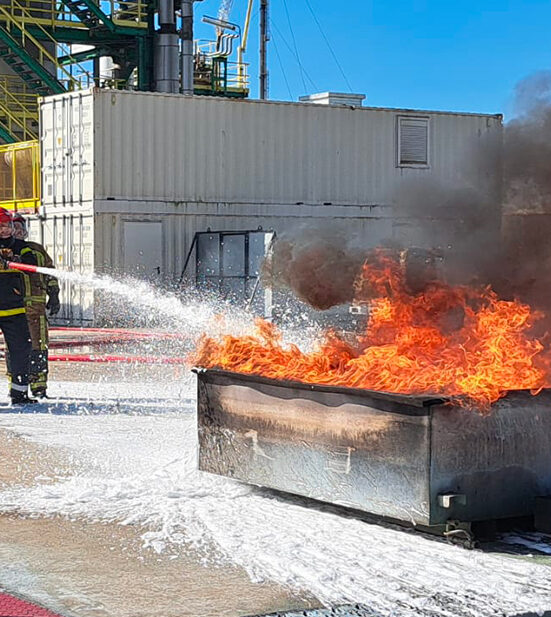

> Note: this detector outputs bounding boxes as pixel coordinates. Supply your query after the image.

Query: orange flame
[193,250,550,409]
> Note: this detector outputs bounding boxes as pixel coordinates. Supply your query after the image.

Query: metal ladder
[0,0,96,141]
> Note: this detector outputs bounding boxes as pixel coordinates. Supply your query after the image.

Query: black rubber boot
[10,390,37,405]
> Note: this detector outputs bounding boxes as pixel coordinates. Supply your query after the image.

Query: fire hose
[5,261,41,274]
[48,354,188,365]
[50,327,186,340]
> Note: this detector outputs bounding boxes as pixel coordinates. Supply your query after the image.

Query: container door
[28,213,95,326]
[40,92,94,207]
[123,221,163,280]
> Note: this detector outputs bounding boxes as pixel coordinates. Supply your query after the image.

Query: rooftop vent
[298,92,366,107]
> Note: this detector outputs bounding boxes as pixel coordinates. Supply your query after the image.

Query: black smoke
[263,73,551,314]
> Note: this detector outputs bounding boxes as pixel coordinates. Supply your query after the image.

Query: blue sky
[194,0,551,118]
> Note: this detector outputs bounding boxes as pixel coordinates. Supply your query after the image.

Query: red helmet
[0,208,12,224]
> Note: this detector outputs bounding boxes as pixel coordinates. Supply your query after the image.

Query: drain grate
[247,605,380,617]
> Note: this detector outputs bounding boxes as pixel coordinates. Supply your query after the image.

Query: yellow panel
[0,140,40,213]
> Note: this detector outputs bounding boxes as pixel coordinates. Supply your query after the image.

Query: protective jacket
[0,236,37,315]
[22,240,59,305]
[18,241,57,397]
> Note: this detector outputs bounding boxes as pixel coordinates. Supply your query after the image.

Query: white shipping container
[29,197,498,325]
[92,202,396,280]
[29,200,398,324]
[36,89,504,325]
[40,89,503,208]
[29,210,95,324]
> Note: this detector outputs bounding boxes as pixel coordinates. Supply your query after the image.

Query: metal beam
[58,46,107,66]
[26,25,142,44]
[0,122,16,143]
[58,0,147,36]
[259,0,268,99]
[59,0,116,32]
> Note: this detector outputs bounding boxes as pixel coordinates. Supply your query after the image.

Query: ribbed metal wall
[92,201,395,281]
[40,89,502,207]
[29,208,95,324]
[37,89,503,325]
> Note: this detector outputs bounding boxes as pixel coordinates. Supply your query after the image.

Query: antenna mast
[259,0,269,99]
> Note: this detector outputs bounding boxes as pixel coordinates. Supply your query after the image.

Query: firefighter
[0,208,36,404]
[12,214,60,398]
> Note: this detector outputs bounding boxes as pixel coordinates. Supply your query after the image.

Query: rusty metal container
[195,368,551,526]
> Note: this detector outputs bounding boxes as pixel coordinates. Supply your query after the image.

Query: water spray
[3,261,261,350]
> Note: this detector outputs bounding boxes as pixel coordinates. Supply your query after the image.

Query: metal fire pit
[195,368,551,527]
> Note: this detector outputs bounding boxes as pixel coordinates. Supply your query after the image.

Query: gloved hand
[46,290,60,316]
[0,248,12,269]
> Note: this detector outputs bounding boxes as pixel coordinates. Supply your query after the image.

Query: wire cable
[281,0,308,93]
[303,0,354,92]
[270,25,294,99]
[270,19,319,91]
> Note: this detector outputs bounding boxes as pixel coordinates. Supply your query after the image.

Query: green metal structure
[0,0,249,143]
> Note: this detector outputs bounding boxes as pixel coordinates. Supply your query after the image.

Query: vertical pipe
[155,0,179,92]
[79,212,83,323]
[69,213,73,323]
[39,213,44,246]
[93,57,100,87]
[11,145,16,206]
[259,0,268,99]
[239,0,254,90]
[180,0,194,95]
[31,143,37,212]
[159,0,174,23]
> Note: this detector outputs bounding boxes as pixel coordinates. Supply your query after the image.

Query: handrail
[0,0,148,29]
[0,0,94,91]
[0,80,38,141]
[0,76,37,113]
[194,47,249,91]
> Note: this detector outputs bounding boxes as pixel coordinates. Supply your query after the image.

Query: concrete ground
[0,356,549,617]
[0,360,315,617]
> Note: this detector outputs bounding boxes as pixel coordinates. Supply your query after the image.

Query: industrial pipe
[49,354,188,365]
[259,0,268,99]
[50,327,186,340]
[155,0,179,93]
[48,334,181,348]
[180,0,195,94]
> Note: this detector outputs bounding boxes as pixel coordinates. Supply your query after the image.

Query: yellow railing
[110,0,148,28]
[195,41,249,94]
[0,76,38,141]
[0,100,38,142]
[0,0,95,91]
[0,0,148,29]
[0,76,37,114]
[0,140,40,213]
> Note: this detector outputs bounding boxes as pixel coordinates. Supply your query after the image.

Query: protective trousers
[26,302,48,393]
[1,313,31,391]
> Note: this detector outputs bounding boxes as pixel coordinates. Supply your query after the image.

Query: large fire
[194,250,550,409]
